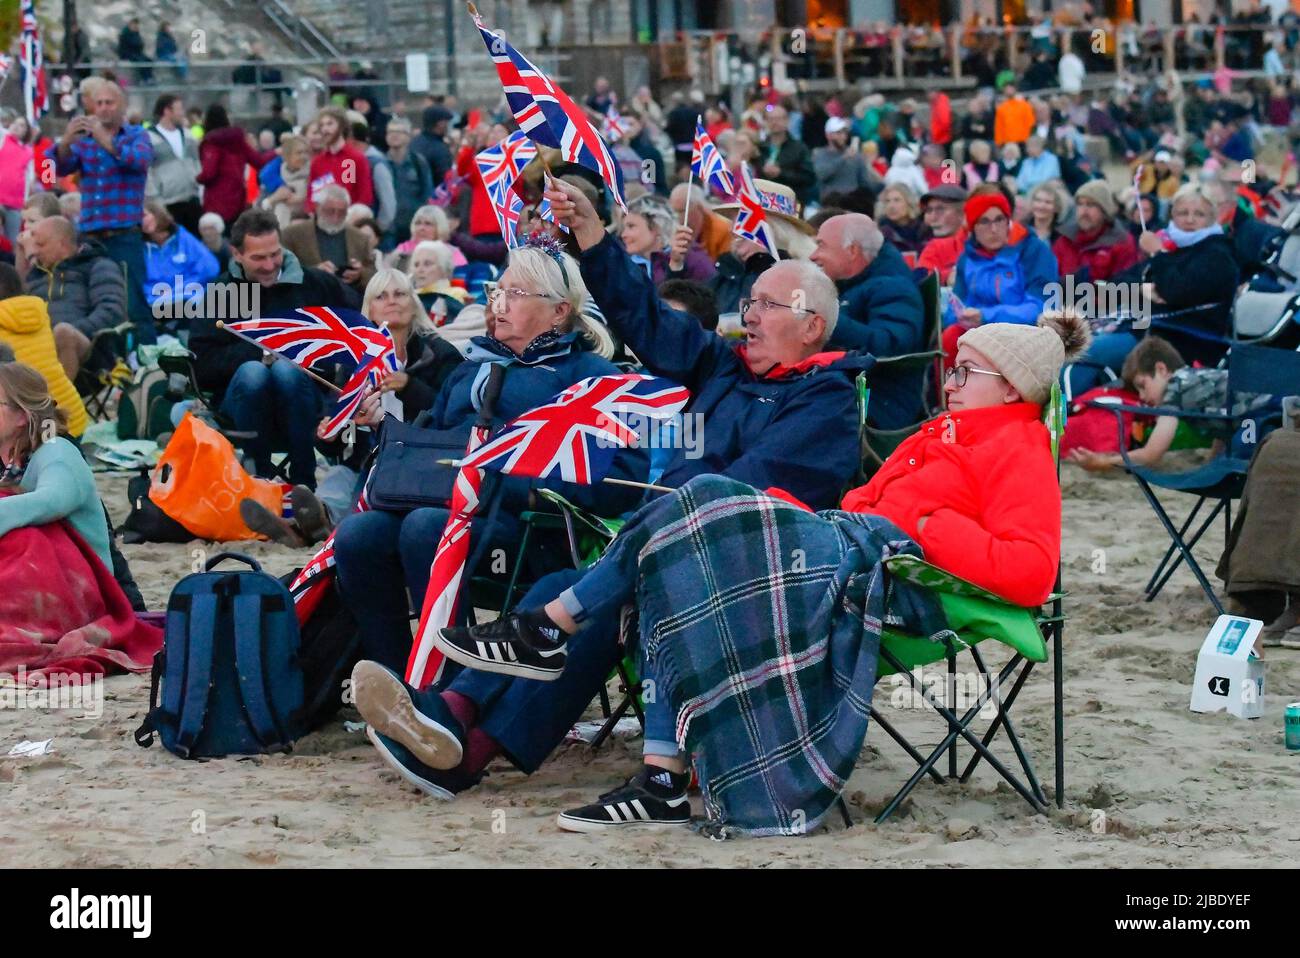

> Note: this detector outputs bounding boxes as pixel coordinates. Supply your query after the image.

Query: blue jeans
[451,489,687,770]
[1066,329,1139,397]
[334,506,524,673]
[93,227,155,345]
[219,360,323,488]
[447,567,628,773]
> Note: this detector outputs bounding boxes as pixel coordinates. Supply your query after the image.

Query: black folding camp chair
[76,320,137,421]
[1089,343,1300,615]
[860,270,947,474]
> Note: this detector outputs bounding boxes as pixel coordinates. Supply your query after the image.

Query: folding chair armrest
[1082,400,1238,423]
[873,349,946,372]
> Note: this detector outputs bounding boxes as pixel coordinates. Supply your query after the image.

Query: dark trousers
[219,359,323,488]
[89,226,155,345]
[446,567,623,774]
[334,506,524,674]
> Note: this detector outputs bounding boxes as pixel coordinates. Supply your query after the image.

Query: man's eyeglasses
[944,364,1004,387]
[739,297,815,319]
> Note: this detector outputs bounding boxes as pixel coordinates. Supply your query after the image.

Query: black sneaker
[352,660,465,770]
[556,768,692,833]
[366,727,483,800]
[434,610,568,681]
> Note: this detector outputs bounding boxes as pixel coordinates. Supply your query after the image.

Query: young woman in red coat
[196,104,273,229]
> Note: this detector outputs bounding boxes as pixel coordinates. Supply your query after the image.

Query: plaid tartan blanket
[634,476,955,838]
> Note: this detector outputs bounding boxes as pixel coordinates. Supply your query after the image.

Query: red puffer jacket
[841,402,1060,607]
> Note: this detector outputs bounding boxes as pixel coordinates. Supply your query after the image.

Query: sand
[1,456,1297,868]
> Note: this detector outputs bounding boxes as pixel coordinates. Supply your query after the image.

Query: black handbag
[364,363,509,513]
[364,415,475,511]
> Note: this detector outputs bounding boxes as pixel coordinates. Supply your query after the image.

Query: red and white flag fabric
[318,329,399,440]
[471,5,626,211]
[405,424,492,689]
[458,374,690,483]
[19,0,48,123]
[691,118,735,197]
[732,163,780,259]
[601,104,626,144]
[475,130,563,247]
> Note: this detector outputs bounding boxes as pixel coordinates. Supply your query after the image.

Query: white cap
[825,116,851,136]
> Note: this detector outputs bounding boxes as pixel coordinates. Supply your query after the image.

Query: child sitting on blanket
[1067,336,1276,472]
[347,312,1091,835]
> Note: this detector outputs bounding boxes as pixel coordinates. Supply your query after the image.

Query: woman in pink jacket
[0,118,36,250]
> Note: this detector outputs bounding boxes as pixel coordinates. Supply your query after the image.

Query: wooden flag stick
[683,115,700,229]
[215,321,343,394]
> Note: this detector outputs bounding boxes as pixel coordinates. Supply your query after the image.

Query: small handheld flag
[691,118,735,197]
[732,163,780,259]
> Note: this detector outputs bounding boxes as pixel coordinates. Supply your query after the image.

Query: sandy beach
[0,456,1297,868]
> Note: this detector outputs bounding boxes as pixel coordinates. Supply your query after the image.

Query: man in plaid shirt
[48,81,156,343]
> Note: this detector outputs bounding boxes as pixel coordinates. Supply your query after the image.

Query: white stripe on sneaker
[630,799,649,820]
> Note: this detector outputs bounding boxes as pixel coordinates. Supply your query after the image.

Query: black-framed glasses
[945,364,1005,387]
[974,214,1010,229]
[739,296,815,319]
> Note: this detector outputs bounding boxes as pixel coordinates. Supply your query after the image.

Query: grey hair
[506,246,615,359]
[198,211,225,233]
[834,213,885,260]
[362,267,436,336]
[409,240,455,281]
[627,195,677,249]
[387,116,413,134]
[670,182,706,208]
[765,259,840,345]
[409,204,450,239]
[317,184,351,207]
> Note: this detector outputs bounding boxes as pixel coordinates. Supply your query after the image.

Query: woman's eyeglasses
[945,364,1005,387]
[974,214,1009,229]
[483,283,559,308]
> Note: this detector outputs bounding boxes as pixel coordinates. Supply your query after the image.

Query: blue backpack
[134,553,309,758]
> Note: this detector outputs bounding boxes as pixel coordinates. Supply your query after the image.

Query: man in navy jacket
[813,213,927,430]
[351,179,873,798]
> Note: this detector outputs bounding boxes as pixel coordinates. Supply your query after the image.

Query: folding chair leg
[947,650,958,779]
[501,521,535,615]
[1145,496,1204,595]
[588,661,643,751]
[874,647,1046,823]
[867,704,947,786]
[1052,608,1065,809]
[836,796,853,829]
[1134,479,1226,614]
[958,649,1046,805]
[1146,498,1225,604]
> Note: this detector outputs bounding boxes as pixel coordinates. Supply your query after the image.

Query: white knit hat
[958,313,1091,405]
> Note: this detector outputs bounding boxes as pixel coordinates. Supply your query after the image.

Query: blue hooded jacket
[143,225,221,308]
[429,331,649,519]
[946,226,1059,327]
[826,241,926,431]
[580,234,871,510]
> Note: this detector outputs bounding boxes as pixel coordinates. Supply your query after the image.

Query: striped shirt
[47,124,153,232]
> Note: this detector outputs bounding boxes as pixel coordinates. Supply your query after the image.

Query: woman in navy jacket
[331,243,649,672]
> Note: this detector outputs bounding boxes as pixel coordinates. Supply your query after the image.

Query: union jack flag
[601,105,626,144]
[19,0,48,123]
[475,130,562,247]
[0,54,13,84]
[226,307,392,371]
[732,163,780,259]
[318,327,399,440]
[691,118,735,197]
[458,374,691,484]
[472,8,626,211]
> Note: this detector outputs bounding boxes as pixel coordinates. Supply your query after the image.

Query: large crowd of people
[3,14,1300,838]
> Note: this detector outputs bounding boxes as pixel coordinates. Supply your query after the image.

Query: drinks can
[1286,703,1300,752]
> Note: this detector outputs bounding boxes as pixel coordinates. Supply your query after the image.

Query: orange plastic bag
[149,413,285,541]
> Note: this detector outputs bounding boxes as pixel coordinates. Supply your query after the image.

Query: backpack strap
[232,593,289,750]
[132,649,166,747]
[173,592,219,758]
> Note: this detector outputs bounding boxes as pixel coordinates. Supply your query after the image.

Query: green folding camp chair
[842,383,1068,825]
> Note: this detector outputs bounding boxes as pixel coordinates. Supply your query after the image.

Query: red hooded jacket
[841,402,1060,607]
[197,126,273,225]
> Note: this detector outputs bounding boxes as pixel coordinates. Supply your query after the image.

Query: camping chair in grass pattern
[1086,343,1300,616]
[839,381,1068,825]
